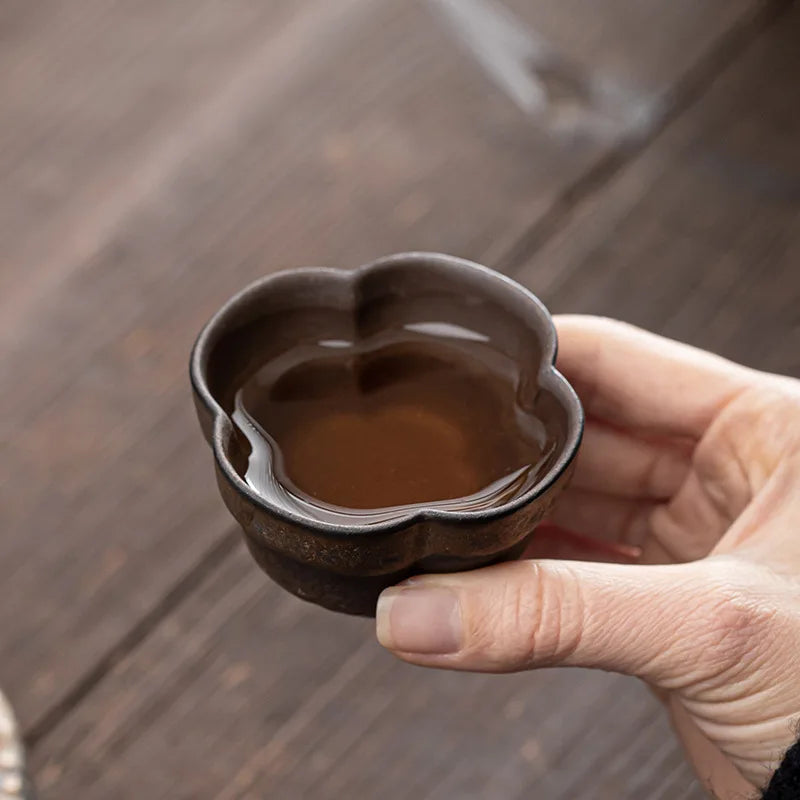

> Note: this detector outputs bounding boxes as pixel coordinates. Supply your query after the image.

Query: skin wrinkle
[694,444,746,529]
[693,713,797,745]
[685,648,781,706]
[709,674,784,707]
[688,470,734,534]
[554,565,584,666]
[695,398,757,527]
[749,392,800,485]
[700,728,795,787]
[635,610,700,686]
[608,593,659,676]
[523,561,550,666]
[472,571,520,668]
[374,317,800,794]
[700,593,775,667]
[717,420,758,511]
[684,365,755,439]
[723,464,798,559]
[681,669,789,724]
[693,588,780,689]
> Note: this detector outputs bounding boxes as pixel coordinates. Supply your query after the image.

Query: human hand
[375,315,800,799]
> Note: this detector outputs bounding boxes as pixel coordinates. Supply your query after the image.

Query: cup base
[243,533,532,616]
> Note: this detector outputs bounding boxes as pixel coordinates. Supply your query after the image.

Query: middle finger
[572,420,691,499]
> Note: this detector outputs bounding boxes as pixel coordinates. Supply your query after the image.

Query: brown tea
[231,323,554,524]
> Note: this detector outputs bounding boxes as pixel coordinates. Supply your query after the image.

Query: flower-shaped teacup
[190,253,583,615]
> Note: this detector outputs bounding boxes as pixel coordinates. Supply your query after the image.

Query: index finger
[555,315,755,438]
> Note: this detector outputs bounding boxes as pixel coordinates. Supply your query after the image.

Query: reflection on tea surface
[232,321,554,524]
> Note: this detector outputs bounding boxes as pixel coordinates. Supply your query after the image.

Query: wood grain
[1,0,586,727]
[514,3,800,374]
[30,548,701,800]
[2,0,796,798]
[0,0,770,734]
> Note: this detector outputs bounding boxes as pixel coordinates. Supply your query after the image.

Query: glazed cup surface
[190,252,583,615]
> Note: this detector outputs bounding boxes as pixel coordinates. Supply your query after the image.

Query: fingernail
[376,586,462,654]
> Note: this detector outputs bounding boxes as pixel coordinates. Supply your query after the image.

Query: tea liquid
[232,325,552,524]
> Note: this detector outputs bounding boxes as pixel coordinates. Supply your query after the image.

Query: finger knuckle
[695,565,778,675]
[487,563,580,669]
[699,385,800,501]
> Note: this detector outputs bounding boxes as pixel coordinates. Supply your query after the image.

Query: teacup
[190,253,583,615]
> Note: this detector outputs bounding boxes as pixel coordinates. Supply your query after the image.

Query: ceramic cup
[190,253,583,615]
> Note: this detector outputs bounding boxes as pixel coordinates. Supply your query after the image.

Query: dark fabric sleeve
[762,738,800,799]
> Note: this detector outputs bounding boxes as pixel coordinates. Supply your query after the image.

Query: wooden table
[2,1,798,797]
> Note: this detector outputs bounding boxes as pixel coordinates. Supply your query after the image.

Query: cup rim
[190,252,584,535]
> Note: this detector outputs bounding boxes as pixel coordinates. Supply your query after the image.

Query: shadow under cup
[190,253,583,615]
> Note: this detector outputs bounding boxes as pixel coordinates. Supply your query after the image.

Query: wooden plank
[31,547,698,800]
[513,2,800,378]
[29,550,372,798]
[501,0,761,92]
[477,0,785,266]
[0,0,769,735]
[0,0,300,324]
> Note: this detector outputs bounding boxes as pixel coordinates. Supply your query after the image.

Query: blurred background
[1,0,798,798]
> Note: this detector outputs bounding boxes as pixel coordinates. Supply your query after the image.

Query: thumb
[376,559,734,684]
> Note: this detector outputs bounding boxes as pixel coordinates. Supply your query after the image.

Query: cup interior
[192,254,581,530]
